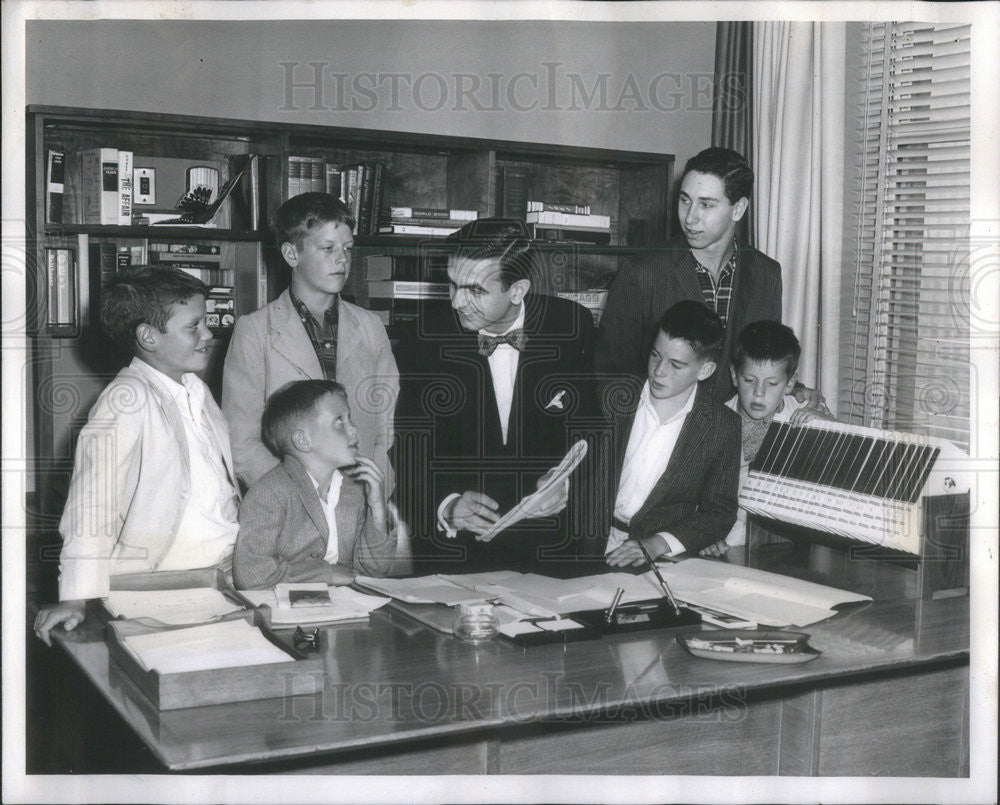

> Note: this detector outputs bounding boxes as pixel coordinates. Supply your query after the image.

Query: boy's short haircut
[732,320,801,378]
[262,379,348,457]
[657,300,725,361]
[682,147,754,205]
[275,192,356,250]
[447,217,536,290]
[100,266,209,354]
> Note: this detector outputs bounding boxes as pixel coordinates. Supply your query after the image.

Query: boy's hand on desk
[789,405,835,426]
[327,564,357,586]
[448,492,500,535]
[792,383,833,422]
[606,537,666,568]
[345,457,387,533]
[34,600,86,647]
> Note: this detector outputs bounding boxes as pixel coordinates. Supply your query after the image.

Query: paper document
[476,439,588,543]
[120,619,295,674]
[241,584,390,625]
[355,575,490,606]
[103,588,243,625]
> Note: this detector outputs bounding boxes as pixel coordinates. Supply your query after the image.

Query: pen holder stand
[569,599,702,636]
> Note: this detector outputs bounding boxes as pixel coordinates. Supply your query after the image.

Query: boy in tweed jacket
[234,380,396,589]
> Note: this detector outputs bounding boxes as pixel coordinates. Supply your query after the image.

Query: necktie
[478,329,527,356]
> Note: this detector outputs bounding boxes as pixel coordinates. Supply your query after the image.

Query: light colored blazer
[58,359,238,601]
[222,290,399,489]
[233,455,395,589]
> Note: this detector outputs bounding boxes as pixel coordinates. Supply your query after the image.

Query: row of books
[47,148,136,226]
[526,202,612,246]
[287,157,387,237]
[377,207,477,237]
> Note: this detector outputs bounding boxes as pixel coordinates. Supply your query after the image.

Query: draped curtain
[712,21,755,246]
[752,22,846,404]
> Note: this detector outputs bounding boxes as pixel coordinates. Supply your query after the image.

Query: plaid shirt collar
[690,240,738,326]
[289,288,339,379]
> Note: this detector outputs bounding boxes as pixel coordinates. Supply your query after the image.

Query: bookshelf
[25,105,673,594]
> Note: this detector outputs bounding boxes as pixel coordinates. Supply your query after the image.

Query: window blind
[839,21,971,451]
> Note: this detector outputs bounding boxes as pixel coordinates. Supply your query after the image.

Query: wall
[26,19,716,171]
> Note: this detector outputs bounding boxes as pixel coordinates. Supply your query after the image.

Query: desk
[51,588,968,775]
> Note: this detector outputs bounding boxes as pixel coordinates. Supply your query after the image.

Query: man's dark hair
[682,147,754,205]
[448,218,536,289]
[732,320,801,378]
[262,379,348,457]
[100,266,208,354]
[275,192,355,250]
[657,300,725,361]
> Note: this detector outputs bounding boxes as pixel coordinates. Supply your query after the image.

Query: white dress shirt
[306,468,344,564]
[436,303,526,536]
[605,382,697,556]
[133,362,239,571]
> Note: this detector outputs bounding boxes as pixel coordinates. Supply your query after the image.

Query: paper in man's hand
[475,439,588,543]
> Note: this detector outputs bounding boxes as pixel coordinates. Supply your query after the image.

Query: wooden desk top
[55,588,969,771]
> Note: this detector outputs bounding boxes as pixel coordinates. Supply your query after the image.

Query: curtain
[752,22,846,403]
[712,21,754,245]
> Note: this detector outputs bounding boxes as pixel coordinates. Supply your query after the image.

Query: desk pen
[635,539,682,615]
[605,587,625,623]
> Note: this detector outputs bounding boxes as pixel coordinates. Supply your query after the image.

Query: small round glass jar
[452,602,499,644]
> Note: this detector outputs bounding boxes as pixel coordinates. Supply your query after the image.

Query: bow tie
[478,329,527,356]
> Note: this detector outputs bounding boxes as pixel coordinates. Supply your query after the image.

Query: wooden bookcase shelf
[25,105,673,568]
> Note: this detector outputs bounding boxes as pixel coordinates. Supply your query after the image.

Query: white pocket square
[545,390,567,410]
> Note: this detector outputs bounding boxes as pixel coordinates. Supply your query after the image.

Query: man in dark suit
[595,147,782,404]
[604,301,740,564]
[393,220,601,573]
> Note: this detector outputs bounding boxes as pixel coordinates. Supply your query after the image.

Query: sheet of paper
[355,575,489,605]
[103,588,243,625]
[243,586,390,625]
[476,439,588,543]
[120,619,295,674]
[498,621,543,637]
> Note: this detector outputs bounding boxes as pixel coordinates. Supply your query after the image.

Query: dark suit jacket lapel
[632,384,713,524]
[673,248,704,304]
[283,455,329,540]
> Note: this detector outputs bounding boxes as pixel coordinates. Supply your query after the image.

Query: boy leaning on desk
[604,300,742,567]
[34,267,242,646]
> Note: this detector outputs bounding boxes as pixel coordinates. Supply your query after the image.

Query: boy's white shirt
[604,382,697,556]
[305,468,343,565]
[724,393,807,546]
[131,360,239,570]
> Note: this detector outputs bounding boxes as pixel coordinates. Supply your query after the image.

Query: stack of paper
[103,588,244,625]
[354,576,490,606]
[120,619,295,674]
[241,583,390,625]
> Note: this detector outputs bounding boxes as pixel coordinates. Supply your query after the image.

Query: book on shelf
[45,247,76,334]
[228,153,264,230]
[497,166,528,219]
[384,215,472,228]
[378,223,462,237]
[358,163,375,236]
[46,150,65,224]
[526,210,611,229]
[148,243,221,255]
[205,286,236,331]
[173,266,234,285]
[117,151,134,226]
[389,207,478,221]
[532,225,612,245]
[367,280,450,300]
[369,163,385,236]
[150,250,221,264]
[526,201,591,215]
[325,164,342,198]
[81,148,119,225]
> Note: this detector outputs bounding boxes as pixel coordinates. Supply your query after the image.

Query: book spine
[386,217,468,228]
[118,151,134,226]
[46,150,65,224]
[46,248,76,329]
[369,163,385,236]
[98,149,119,225]
[367,280,450,299]
[532,226,611,245]
[526,201,591,215]
[148,243,221,255]
[358,164,374,236]
[287,156,301,199]
[311,158,324,193]
[499,167,527,219]
[377,224,460,236]
[325,164,342,199]
[150,251,222,263]
[347,167,363,234]
[526,210,610,229]
[389,207,478,220]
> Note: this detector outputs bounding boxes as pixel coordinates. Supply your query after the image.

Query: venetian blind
[839,21,971,450]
